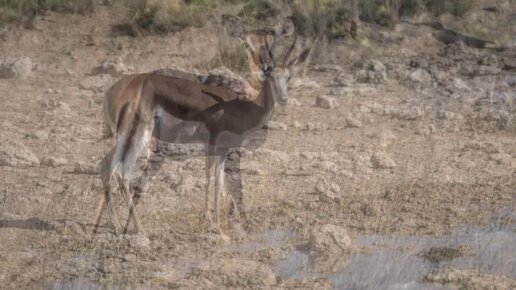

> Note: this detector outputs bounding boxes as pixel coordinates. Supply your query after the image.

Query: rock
[286,98,301,106]
[309,224,353,255]
[79,74,113,92]
[345,116,362,128]
[409,68,432,83]
[331,72,354,87]
[367,59,386,72]
[265,121,287,131]
[292,121,303,129]
[201,233,231,246]
[190,259,277,288]
[506,76,516,88]
[329,87,351,96]
[0,57,32,79]
[488,153,512,164]
[478,53,497,66]
[0,142,39,167]
[40,156,67,168]
[389,106,424,120]
[421,246,469,263]
[462,141,503,154]
[25,130,49,141]
[314,178,340,201]
[71,162,99,175]
[127,234,151,250]
[354,59,387,84]
[290,78,320,89]
[425,267,516,290]
[316,95,338,109]
[378,130,397,147]
[451,78,470,92]
[371,152,396,169]
[437,110,457,120]
[316,161,339,174]
[313,64,343,72]
[91,58,128,77]
[305,122,329,131]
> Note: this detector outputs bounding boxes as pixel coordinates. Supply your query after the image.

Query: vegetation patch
[0,0,93,27]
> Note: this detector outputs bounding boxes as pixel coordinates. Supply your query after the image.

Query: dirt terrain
[0,1,515,289]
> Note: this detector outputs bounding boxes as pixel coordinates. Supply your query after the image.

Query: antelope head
[223,15,310,105]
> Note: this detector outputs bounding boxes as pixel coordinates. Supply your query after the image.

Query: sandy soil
[0,1,515,289]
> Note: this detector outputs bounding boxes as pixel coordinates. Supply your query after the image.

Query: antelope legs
[214,149,228,225]
[204,143,216,226]
[93,149,122,235]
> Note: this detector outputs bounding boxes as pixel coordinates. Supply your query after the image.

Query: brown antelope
[94,16,309,235]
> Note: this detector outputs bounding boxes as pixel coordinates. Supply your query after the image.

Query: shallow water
[269,210,516,289]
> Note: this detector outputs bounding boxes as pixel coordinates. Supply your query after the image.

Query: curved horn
[282,33,297,67]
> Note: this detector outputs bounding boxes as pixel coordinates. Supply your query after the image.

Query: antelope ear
[222,14,246,40]
[274,17,295,38]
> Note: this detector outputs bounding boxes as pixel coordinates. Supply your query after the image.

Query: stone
[329,87,351,96]
[316,95,338,109]
[371,152,396,169]
[127,234,151,250]
[309,224,353,255]
[305,122,329,131]
[313,64,343,72]
[79,74,113,93]
[190,259,277,288]
[265,121,287,131]
[390,106,424,120]
[40,156,67,168]
[91,58,128,77]
[331,72,354,87]
[286,98,301,106]
[71,162,99,175]
[354,59,387,84]
[0,142,39,167]
[378,130,397,147]
[409,68,432,83]
[345,116,362,128]
[0,57,32,79]
[290,78,320,89]
[488,153,512,164]
[451,78,470,92]
[314,178,340,200]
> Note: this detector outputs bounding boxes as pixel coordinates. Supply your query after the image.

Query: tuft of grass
[0,0,94,27]
[424,0,476,17]
[239,0,282,20]
[125,0,219,36]
[290,0,356,38]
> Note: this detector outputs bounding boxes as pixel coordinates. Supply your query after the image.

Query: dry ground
[0,2,515,289]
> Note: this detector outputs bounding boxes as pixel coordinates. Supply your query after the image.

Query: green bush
[290,0,356,37]
[0,0,93,26]
[424,0,476,17]
[126,0,218,35]
[240,0,282,20]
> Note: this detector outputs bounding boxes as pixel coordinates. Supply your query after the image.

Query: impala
[93,16,308,235]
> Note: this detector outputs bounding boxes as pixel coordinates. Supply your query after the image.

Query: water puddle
[259,210,515,289]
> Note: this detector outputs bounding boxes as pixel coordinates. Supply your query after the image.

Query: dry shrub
[0,0,94,26]
[126,0,217,35]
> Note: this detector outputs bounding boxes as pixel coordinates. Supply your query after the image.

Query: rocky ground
[0,1,515,289]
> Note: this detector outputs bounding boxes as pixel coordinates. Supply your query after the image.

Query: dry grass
[0,0,93,27]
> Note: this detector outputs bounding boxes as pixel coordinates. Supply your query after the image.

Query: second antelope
[94,16,308,235]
